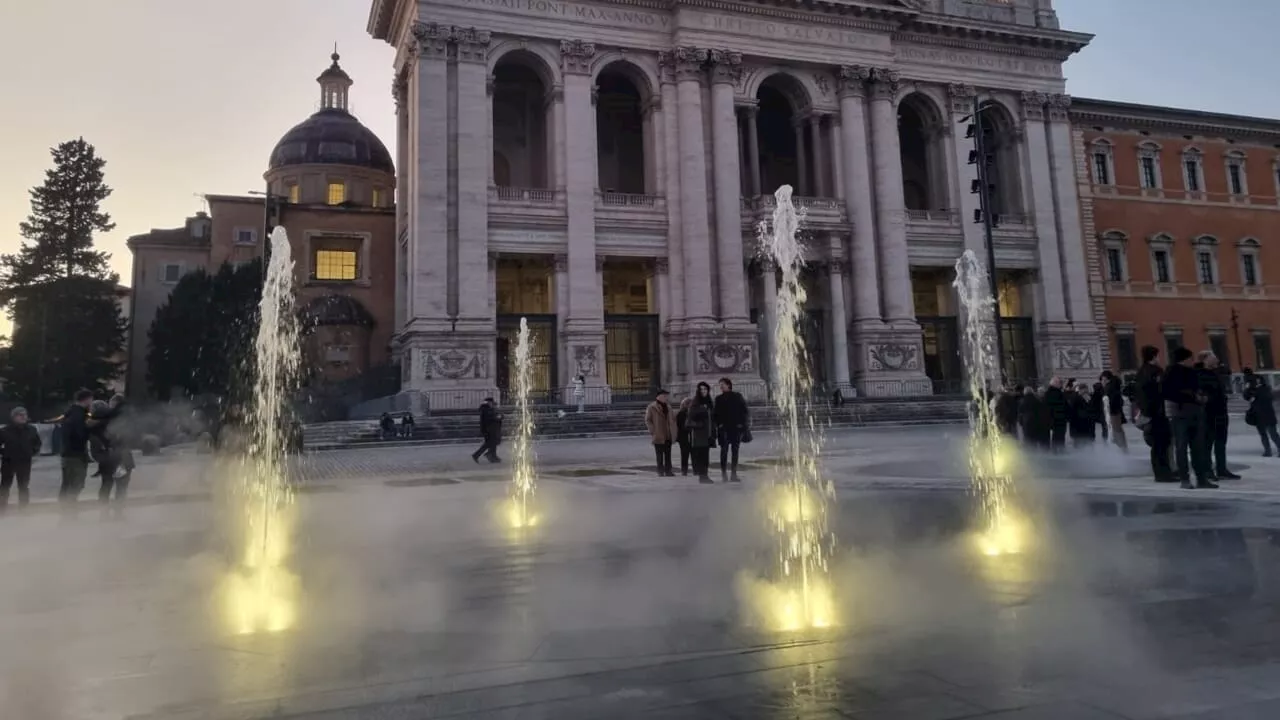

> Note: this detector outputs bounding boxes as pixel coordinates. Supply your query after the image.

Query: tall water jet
[222,227,301,634]
[742,185,836,631]
[953,249,1021,557]
[507,317,538,529]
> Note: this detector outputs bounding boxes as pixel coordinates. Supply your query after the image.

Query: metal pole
[974,101,1006,383]
[1231,307,1243,369]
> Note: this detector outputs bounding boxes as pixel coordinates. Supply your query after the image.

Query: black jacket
[994,392,1020,433]
[1195,365,1229,419]
[1244,379,1279,427]
[60,404,92,458]
[675,408,689,444]
[1043,387,1068,427]
[479,403,502,437]
[1067,394,1096,438]
[712,391,749,431]
[1162,363,1201,407]
[0,423,41,462]
[1134,362,1166,418]
[1104,377,1125,417]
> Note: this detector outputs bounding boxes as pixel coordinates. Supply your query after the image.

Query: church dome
[267,52,394,174]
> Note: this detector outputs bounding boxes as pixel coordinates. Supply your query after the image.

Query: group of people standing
[991,374,1129,452]
[645,378,750,484]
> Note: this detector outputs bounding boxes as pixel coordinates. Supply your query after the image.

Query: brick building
[1073,99,1280,375]
[126,53,396,398]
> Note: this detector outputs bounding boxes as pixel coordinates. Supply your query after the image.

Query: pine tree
[0,139,126,413]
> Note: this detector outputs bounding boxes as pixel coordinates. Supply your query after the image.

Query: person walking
[1102,371,1128,451]
[471,398,503,463]
[58,389,96,503]
[0,407,41,511]
[89,399,126,503]
[686,386,714,484]
[1044,378,1069,453]
[1196,351,1239,480]
[712,377,749,482]
[675,397,692,476]
[645,389,678,477]
[1164,347,1215,489]
[1242,368,1280,456]
[1134,345,1174,483]
[572,375,586,413]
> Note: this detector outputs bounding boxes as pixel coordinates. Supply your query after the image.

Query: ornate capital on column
[453,27,491,63]
[654,258,669,275]
[672,46,709,82]
[559,39,597,75]
[1046,93,1071,122]
[553,254,568,272]
[947,83,976,114]
[1020,90,1048,122]
[759,258,777,274]
[708,49,742,85]
[411,22,452,57]
[543,85,564,110]
[868,67,900,100]
[836,65,871,98]
[828,259,846,276]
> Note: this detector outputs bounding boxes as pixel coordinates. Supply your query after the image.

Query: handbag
[1245,407,1258,427]
[741,427,753,444]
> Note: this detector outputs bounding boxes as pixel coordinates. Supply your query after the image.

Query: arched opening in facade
[491,54,552,189]
[979,102,1023,218]
[754,76,810,196]
[897,93,947,212]
[595,64,648,195]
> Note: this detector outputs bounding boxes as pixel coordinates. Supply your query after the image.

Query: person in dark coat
[471,398,503,463]
[994,387,1020,437]
[1243,368,1280,456]
[57,389,96,502]
[1043,378,1069,452]
[1164,347,1215,489]
[687,384,715,484]
[1101,371,1128,451]
[675,397,693,476]
[1196,351,1239,480]
[400,413,415,439]
[1017,387,1047,449]
[1134,346,1174,482]
[379,413,396,440]
[88,398,129,502]
[1090,382,1108,441]
[1068,383,1097,445]
[0,407,41,510]
[712,377,749,482]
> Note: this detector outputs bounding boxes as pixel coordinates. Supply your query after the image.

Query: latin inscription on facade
[896,46,1059,78]
[684,12,887,51]
[455,0,671,28]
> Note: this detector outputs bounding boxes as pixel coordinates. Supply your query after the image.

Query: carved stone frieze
[559,39,596,75]
[947,83,976,114]
[1054,345,1096,371]
[1046,93,1071,122]
[572,345,600,377]
[836,65,871,98]
[708,48,742,85]
[868,67,900,100]
[423,347,489,380]
[867,343,920,372]
[696,343,755,374]
[1020,90,1047,122]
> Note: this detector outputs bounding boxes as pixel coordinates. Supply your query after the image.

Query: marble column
[672,46,714,328]
[1046,93,1093,324]
[392,76,409,331]
[867,67,915,325]
[745,104,761,196]
[655,258,671,338]
[947,84,985,260]
[657,53,685,329]
[709,49,749,325]
[827,253,851,388]
[454,27,491,322]
[830,115,845,199]
[548,85,566,191]
[485,74,495,185]
[1019,91,1067,324]
[836,65,881,326]
[810,115,827,197]
[794,119,809,196]
[407,23,451,327]
[561,39,606,385]
[487,253,498,316]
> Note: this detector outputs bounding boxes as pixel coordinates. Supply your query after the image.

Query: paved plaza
[1,422,1279,719]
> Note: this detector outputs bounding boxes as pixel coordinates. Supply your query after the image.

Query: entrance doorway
[496,314,557,400]
[603,260,660,400]
[1000,317,1037,385]
[918,316,962,394]
[802,309,827,389]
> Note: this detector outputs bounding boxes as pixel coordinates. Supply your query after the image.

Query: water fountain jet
[507,317,538,530]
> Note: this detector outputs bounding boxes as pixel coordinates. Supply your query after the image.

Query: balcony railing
[741,195,844,212]
[489,186,557,203]
[599,191,660,207]
[905,209,958,223]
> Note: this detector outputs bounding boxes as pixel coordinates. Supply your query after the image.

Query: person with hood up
[686,382,715,484]
[0,407,41,510]
[644,389,678,477]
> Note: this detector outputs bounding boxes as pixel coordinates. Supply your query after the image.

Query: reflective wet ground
[3,426,1280,720]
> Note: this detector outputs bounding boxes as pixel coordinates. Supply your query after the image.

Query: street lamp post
[1230,307,1243,370]
[964,98,1006,382]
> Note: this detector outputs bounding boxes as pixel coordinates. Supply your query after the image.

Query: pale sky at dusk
[3,0,1278,286]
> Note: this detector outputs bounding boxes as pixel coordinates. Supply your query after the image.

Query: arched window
[491,53,553,189]
[897,93,947,211]
[753,74,813,196]
[979,102,1023,217]
[595,63,649,195]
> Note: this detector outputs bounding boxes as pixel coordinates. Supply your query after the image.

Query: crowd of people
[990,373,1129,452]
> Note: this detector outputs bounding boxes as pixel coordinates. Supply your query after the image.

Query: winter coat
[1195,364,1229,420]
[675,408,690,445]
[60,404,92,459]
[478,404,503,440]
[994,392,1019,434]
[1088,387,1106,425]
[0,423,41,462]
[1134,362,1166,419]
[1043,387,1068,429]
[712,391,750,432]
[686,403,713,449]
[1244,380,1278,427]
[1104,377,1126,417]
[644,401,678,444]
[1068,395,1096,439]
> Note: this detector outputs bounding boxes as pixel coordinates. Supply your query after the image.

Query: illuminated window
[372,188,385,208]
[313,249,358,281]
[288,184,300,203]
[326,182,346,205]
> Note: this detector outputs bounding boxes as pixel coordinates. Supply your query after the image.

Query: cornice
[678,0,910,34]
[897,16,1091,61]
[1072,98,1280,143]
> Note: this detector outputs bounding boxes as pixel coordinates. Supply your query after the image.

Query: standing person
[89,400,123,503]
[0,407,41,511]
[712,377,749,482]
[1090,382,1108,441]
[1017,387,1043,449]
[379,412,395,440]
[1043,377,1069,453]
[1067,383,1097,447]
[1242,368,1280,456]
[400,412,416,439]
[687,385,714,484]
[675,397,693,476]
[1102,371,1128,451]
[1134,346,1174,482]
[1196,351,1240,480]
[644,389,677,477]
[471,398,503,463]
[994,386,1020,437]
[58,389,96,503]
[572,375,586,413]
[1164,347,1215,489]
[106,395,136,500]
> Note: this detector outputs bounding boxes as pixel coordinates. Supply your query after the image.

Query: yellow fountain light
[975,508,1028,558]
[738,572,838,632]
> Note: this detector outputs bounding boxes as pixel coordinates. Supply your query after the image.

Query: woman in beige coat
[644,389,679,477]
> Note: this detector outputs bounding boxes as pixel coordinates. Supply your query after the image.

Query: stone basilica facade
[367,0,1102,402]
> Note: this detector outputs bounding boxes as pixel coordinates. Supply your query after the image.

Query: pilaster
[1019,90,1068,327]
[657,51,686,332]
[671,46,715,330]
[454,27,491,324]
[708,49,750,327]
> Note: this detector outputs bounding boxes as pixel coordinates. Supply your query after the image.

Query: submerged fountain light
[953,250,1022,558]
[741,185,837,631]
[507,316,538,530]
[221,227,301,635]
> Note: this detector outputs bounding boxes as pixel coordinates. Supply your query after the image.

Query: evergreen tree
[0,139,125,412]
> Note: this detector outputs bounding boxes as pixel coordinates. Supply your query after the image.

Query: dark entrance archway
[496,314,557,402]
[604,315,660,401]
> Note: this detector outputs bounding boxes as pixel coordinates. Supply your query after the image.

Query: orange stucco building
[1073,99,1280,375]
